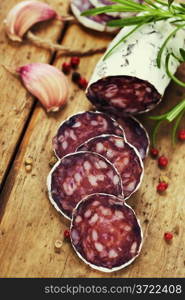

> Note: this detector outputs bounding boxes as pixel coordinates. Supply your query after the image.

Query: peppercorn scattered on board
[0,0,185,277]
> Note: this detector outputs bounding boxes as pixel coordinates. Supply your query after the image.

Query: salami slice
[87,21,185,114]
[52,111,124,159]
[47,152,123,220]
[70,0,119,32]
[115,115,149,160]
[71,193,143,272]
[78,135,143,199]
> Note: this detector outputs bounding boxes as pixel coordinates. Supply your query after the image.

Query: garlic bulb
[17,63,69,112]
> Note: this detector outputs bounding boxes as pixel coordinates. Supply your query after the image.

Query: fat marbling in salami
[78,135,143,199]
[47,152,123,220]
[71,193,143,272]
[53,111,124,159]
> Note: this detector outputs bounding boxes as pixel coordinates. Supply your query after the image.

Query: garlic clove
[4,1,57,42]
[17,63,69,112]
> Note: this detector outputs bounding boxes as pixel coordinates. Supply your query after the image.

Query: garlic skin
[17,63,69,112]
[4,1,57,42]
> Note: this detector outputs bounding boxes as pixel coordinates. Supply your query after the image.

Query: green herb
[156,23,185,68]
[82,0,185,145]
[150,99,185,146]
[150,43,185,145]
[82,0,185,24]
[165,53,185,88]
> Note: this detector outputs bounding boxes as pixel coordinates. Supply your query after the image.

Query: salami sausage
[47,152,123,220]
[70,0,119,32]
[87,21,185,114]
[71,193,143,272]
[52,111,124,159]
[115,115,149,160]
[78,135,143,199]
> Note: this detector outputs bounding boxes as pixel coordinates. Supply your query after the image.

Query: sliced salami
[87,21,185,114]
[115,115,149,160]
[47,152,123,220]
[70,0,119,32]
[52,111,124,159]
[71,193,143,272]
[78,135,143,199]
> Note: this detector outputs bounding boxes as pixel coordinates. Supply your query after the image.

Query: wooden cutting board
[0,0,185,277]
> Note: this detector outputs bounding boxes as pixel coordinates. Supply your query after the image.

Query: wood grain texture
[0,1,185,277]
[0,0,69,185]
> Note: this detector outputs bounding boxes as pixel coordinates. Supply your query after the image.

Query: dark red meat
[48,152,123,219]
[78,135,143,199]
[115,115,149,160]
[71,193,142,271]
[87,76,161,115]
[53,111,124,159]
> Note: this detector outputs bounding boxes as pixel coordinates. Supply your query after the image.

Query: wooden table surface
[0,0,185,278]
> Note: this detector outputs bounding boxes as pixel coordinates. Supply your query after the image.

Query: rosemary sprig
[165,53,185,88]
[82,0,185,22]
[82,0,185,145]
[171,110,184,145]
[152,120,163,147]
[150,99,185,122]
[156,23,185,68]
[150,99,185,145]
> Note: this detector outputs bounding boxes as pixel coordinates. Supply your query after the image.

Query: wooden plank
[0,23,112,277]
[0,19,185,277]
[0,0,69,185]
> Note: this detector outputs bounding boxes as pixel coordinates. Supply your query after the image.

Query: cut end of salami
[87,76,161,115]
[52,111,124,159]
[115,115,150,160]
[78,135,144,199]
[70,0,119,33]
[47,152,123,220]
[71,193,143,272]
